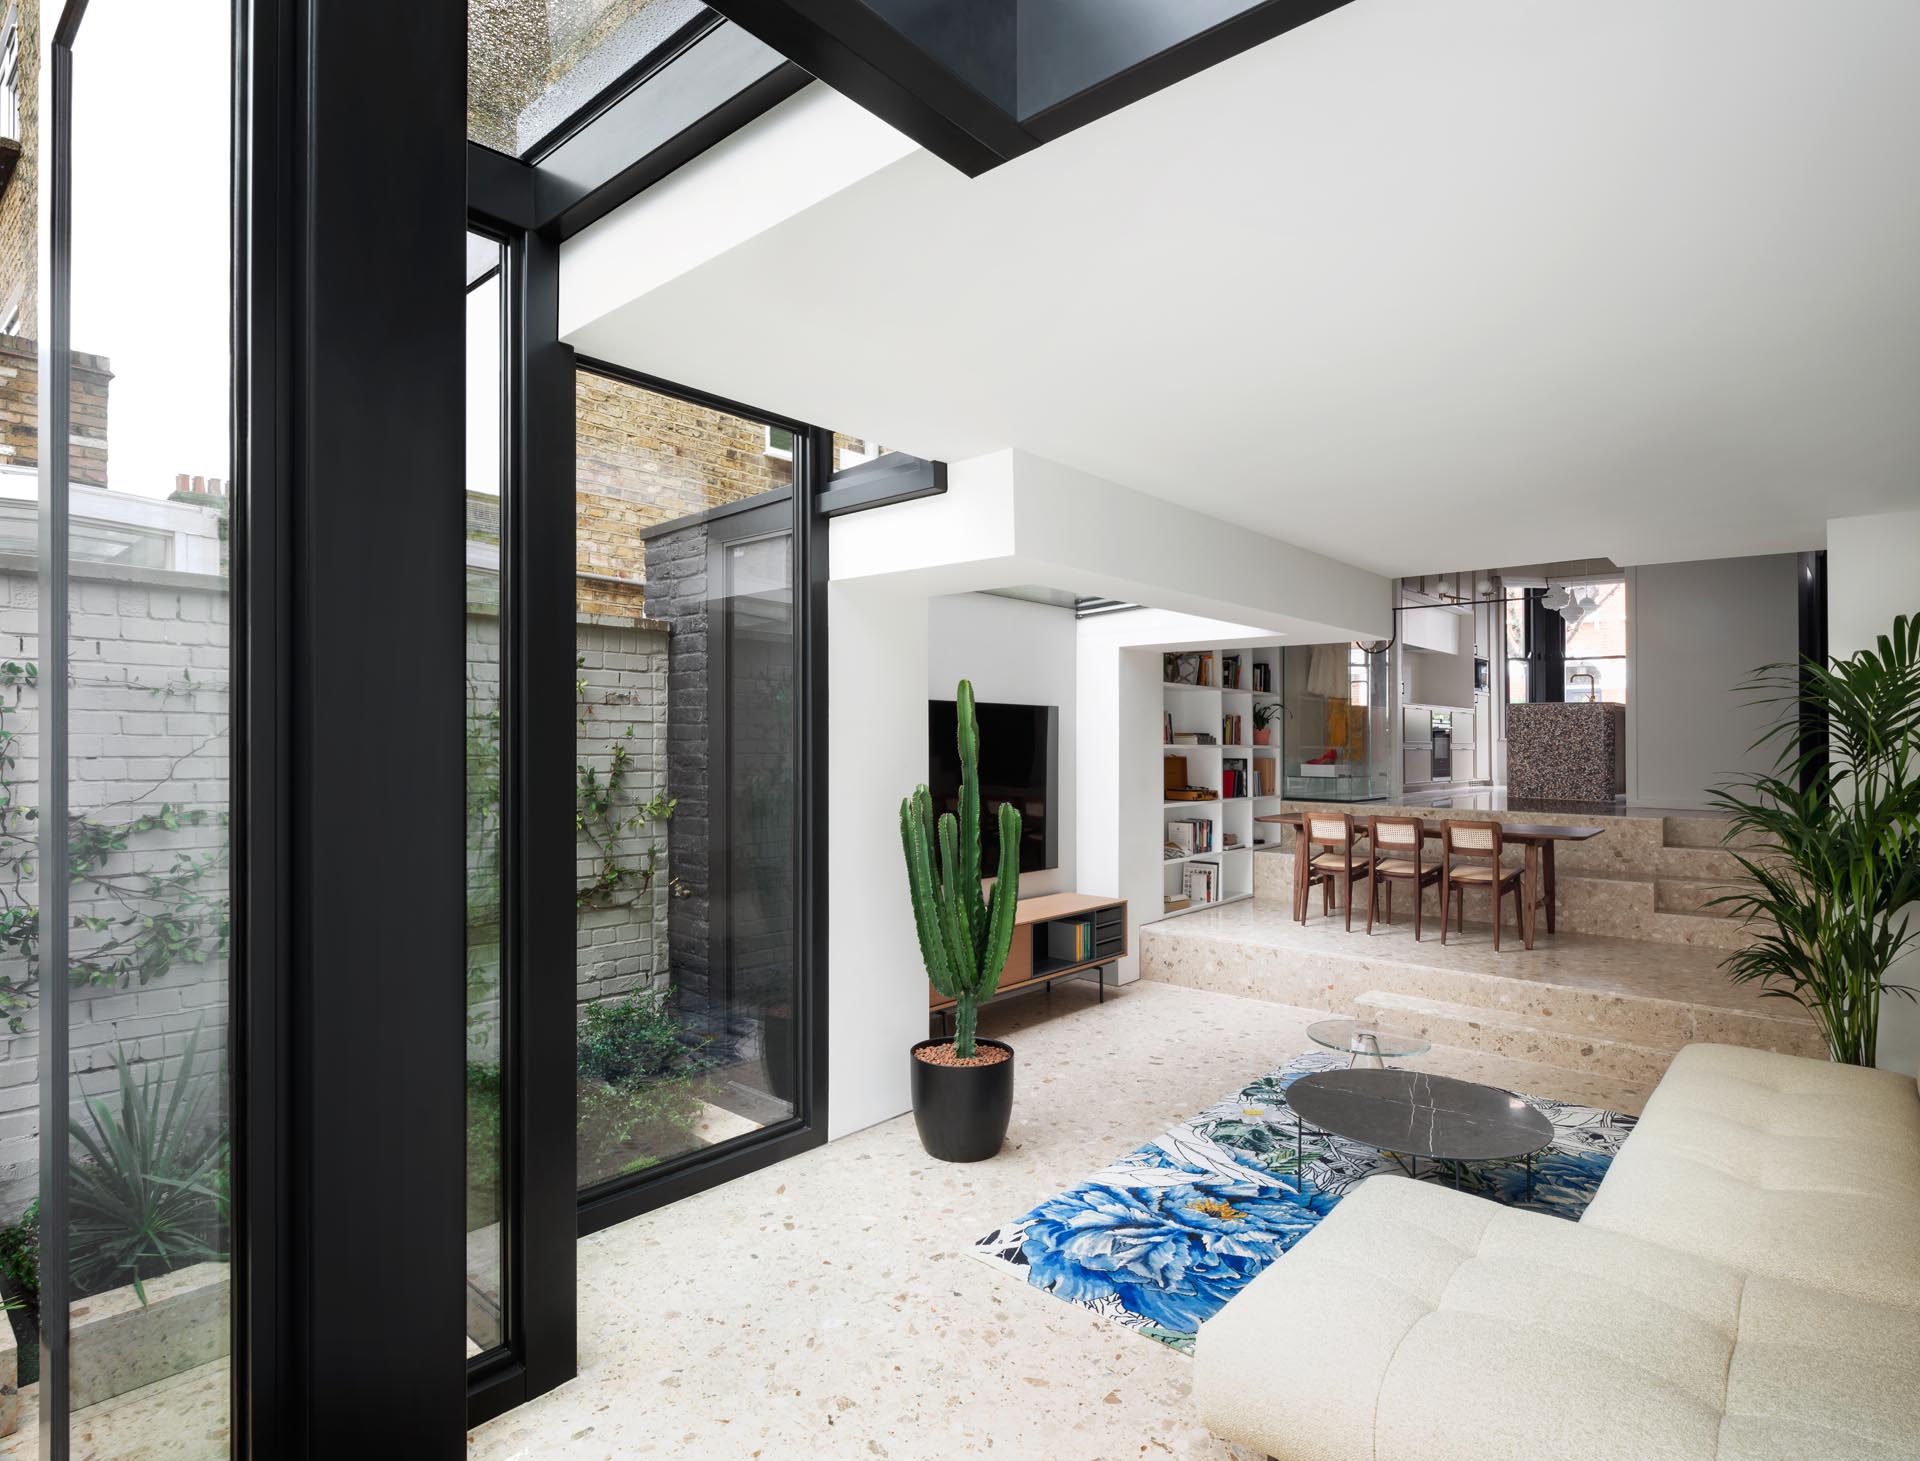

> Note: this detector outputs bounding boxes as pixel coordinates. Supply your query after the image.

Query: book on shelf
[1221,653,1242,689]
[1220,713,1243,746]
[1252,662,1272,693]
[1182,861,1219,905]
[1163,710,1173,744]
[1045,920,1093,963]
[1221,758,1249,798]
[1170,731,1218,746]
[1164,894,1192,913]
[1253,757,1276,796]
[1165,818,1215,854]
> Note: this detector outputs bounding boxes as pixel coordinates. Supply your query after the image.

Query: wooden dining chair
[1365,815,1442,940]
[1298,813,1367,931]
[1439,820,1531,951]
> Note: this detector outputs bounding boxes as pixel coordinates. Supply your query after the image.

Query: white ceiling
[564,0,1920,577]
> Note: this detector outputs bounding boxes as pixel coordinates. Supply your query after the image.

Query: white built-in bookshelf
[1159,645,1284,920]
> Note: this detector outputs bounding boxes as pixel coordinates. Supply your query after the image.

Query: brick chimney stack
[169,474,230,505]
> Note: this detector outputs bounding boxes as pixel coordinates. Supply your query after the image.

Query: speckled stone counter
[1506,702,1625,802]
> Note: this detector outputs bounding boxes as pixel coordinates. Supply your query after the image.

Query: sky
[67,0,235,499]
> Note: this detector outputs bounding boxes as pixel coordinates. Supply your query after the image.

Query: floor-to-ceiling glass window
[571,369,802,1195]
[28,0,236,1450]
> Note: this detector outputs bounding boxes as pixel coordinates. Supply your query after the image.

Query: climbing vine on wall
[574,654,676,910]
[0,659,229,1034]
[462,652,677,1042]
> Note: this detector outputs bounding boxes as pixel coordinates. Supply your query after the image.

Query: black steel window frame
[568,358,830,1242]
[467,16,810,245]
[35,5,81,1443]
[1522,589,1566,703]
[460,211,580,1427]
[238,0,472,1453]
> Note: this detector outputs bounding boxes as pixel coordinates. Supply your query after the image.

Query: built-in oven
[1429,712,1453,782]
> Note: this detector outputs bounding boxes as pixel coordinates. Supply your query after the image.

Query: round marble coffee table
[1286,1068,1554,1197]
[1305,1017,1431,1068]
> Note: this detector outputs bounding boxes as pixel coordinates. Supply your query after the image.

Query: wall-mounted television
[927,699,1059,874]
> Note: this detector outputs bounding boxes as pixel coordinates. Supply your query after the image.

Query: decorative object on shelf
[1710,613,1920,1066]
[1252,701,1280,746]
[901,679,1022,1160]
[1165,651,1209,686]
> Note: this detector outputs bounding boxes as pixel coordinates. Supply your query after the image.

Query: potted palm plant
[900,679,1022,1161]
[1253,701,1281,746]
[1711,613,1920,1065]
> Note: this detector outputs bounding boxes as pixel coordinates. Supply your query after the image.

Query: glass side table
[1305,1017,1431,1068]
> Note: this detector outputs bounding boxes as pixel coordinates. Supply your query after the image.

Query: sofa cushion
[1194,1174,1920,1460]
[1579,1043,1920,1308]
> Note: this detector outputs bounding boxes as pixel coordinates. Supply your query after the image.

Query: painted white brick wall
[0,558,232,1218]
[573,618,671,1014]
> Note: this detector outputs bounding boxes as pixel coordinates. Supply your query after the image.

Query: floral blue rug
[970,1051,1635,1353]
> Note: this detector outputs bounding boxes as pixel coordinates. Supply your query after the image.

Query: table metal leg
[1526,1150,1534,1201]
[1544,843,1557,936]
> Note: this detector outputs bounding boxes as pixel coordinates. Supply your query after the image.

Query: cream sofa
[1193,1043,1920,1459]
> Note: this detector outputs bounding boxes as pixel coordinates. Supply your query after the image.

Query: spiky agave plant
[1709,613,1920,1065]
[902,680,1022,1059]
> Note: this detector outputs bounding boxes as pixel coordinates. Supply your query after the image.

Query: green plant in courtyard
[899,679,1021,1059]
[575,990,711,1183]
[0,1198,38,1314]
[1710,613,1920,1065]
[68,1019,228,1304]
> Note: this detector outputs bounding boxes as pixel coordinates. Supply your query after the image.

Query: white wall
[1828,511,1920,1076]
[1626,554,1800,809]
[927,594,1076,898]
[822,450,1388,1139]
[826,580,930,1140]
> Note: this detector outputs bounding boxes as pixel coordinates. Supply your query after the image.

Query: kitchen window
[1561,579,1628,704]
[0,9,18,142]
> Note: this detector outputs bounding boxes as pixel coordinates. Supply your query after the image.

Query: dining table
[1256,813,1606,943]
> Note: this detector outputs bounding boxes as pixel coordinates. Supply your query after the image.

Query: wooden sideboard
[928,892,1129,1015]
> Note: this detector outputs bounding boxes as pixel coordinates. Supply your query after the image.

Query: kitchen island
[1506,701,1625,802]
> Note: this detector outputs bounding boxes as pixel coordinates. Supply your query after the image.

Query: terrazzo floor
[0,978,1648,1459]
[466,977,1645,1460]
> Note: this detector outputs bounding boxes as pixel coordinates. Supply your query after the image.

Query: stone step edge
[1349,987,1685,1056]
[1136,923,1815,1029]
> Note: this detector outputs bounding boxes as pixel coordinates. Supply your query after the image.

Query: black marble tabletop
[1287,1068,1553,1162]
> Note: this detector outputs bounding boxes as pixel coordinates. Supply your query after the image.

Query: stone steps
[1654,876,1737,915]
[1662,814,1768,852]
[1139,917,1827,1067]
[1350,988,1677,1086]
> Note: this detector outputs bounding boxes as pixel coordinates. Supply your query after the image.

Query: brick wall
[0,334,111,483]
[574,371,791,623]
[0,0,38,334]
[0,554,231,1217]
[573,617,673,1012]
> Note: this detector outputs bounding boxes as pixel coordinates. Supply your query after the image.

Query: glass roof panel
[469,0,710,156]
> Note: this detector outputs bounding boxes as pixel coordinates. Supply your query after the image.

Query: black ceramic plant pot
[910,1037,1014,1162]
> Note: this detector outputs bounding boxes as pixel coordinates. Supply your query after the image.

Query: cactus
[901,680,1022,1058]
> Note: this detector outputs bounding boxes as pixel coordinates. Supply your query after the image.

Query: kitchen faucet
[1569,670,1598,703]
